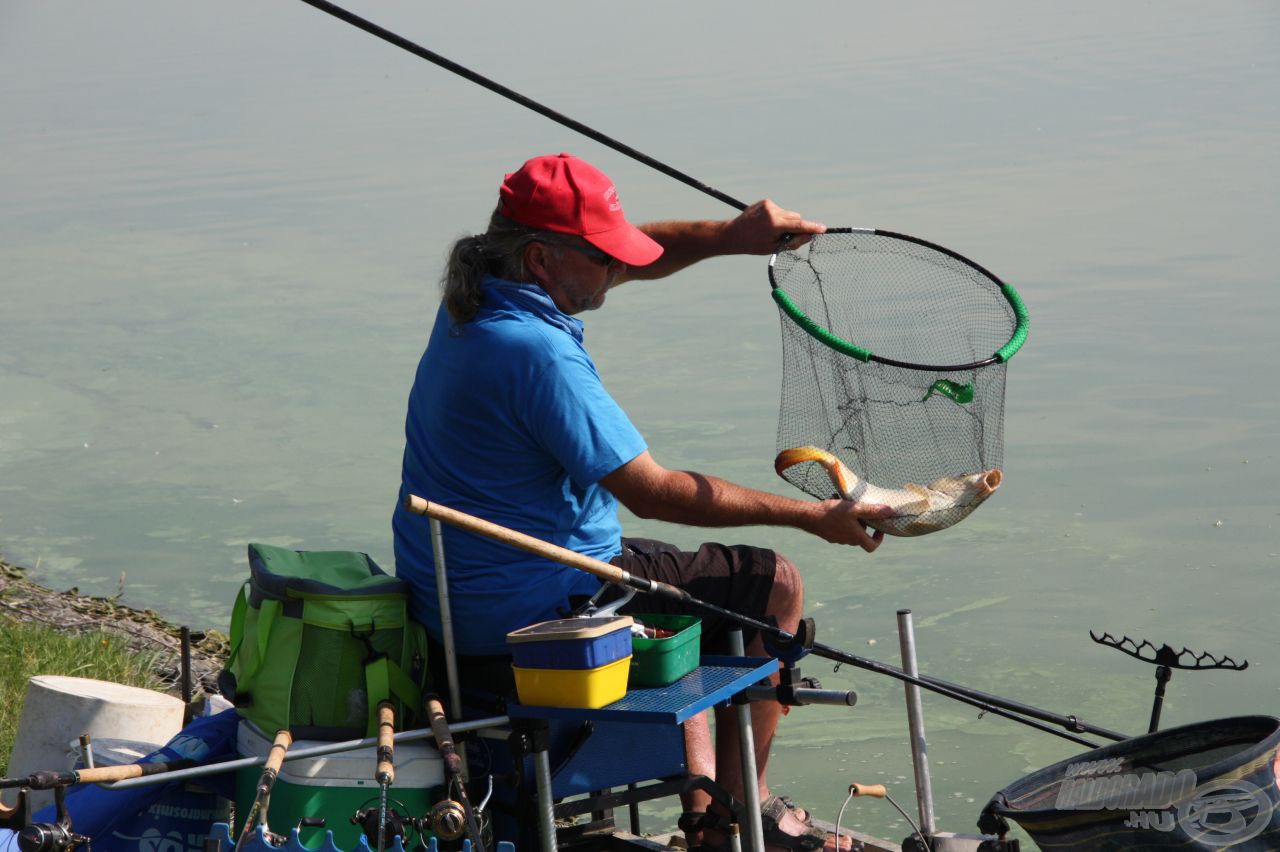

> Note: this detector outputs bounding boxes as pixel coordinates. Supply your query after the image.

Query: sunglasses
[538,237,618,267]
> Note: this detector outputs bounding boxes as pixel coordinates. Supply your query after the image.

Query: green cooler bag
[219,543,428,740]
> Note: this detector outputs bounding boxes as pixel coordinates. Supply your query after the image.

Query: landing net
[771,229,1028,536]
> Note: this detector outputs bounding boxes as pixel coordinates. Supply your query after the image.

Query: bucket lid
[507,616,634,644]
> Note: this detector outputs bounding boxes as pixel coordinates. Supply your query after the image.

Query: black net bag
[982,716,1280,850]
[771,229,1028,536]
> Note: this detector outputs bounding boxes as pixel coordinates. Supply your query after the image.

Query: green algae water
[2,1,1278,844]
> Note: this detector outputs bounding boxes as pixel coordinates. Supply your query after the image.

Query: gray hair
[442,208,558,323]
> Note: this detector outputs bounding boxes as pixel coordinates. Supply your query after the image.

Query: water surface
[2,1,1278,843]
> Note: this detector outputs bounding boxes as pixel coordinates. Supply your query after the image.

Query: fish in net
[770,228,1028,536]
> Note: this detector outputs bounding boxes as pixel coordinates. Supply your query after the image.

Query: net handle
[769,228,1030,371]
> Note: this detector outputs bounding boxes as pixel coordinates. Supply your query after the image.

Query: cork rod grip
[404,495,628,585]
[849,783,887,798]
[376,701,396,784]
[265,730,292,776]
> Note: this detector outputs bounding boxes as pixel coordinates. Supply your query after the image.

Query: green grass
[1,619,167,775]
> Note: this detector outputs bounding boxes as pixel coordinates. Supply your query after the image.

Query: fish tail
[774,446,857,498]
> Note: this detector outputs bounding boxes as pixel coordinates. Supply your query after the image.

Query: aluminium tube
[728,629,766,852]
[430,517,471,778]
[897,609,936,836]
[105,716,509,790]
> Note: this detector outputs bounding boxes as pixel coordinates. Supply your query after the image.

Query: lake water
[3,0,1278,844]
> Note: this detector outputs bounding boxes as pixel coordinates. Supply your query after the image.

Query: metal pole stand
[897,609,937,840]
[510,718,557,852]
[727,628,766,852]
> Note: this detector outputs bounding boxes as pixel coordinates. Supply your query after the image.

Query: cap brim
[585,223,664,267]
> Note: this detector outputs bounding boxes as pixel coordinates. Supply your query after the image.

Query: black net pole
[639,577,1124,747]
[294,0,749,212]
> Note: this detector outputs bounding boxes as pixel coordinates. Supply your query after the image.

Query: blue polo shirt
[392,277,647,655]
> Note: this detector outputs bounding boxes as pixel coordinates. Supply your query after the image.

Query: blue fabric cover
[0,710,239,852]
[393,278,646,655]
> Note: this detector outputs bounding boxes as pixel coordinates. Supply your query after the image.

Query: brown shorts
[609,537,778,655]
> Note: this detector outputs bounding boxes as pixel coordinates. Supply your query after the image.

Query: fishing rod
[404,495,1129,749]
[425,695,486,852]
[374,702,395,852]
[294,0,748,212]
[236,729,292,851]
[100,715,508,791]
[0,759,196,792]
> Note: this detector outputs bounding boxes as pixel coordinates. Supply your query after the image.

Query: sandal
[678,811,736,852]
[760,795,844,852]
[773,794,814,826]
[683,800,847,852]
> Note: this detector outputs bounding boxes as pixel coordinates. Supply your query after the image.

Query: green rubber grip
[772,288,873,362]
[996,282,1029,362]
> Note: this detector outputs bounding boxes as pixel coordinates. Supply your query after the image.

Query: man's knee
[767,553,804,617]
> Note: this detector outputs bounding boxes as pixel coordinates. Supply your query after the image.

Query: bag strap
[226,581,248,660]
[363,656,423,737]
[234,591,283,688]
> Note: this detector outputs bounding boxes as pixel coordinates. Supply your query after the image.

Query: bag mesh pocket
[292,624,405,737]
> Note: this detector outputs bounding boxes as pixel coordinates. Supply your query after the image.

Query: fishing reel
[17,821,90,852]
[351,797,414,847]
[13,788,90,852]
[420,800,466,841]
[413,784,491,852]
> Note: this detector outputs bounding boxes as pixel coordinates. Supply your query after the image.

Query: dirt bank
[0,558,228,695]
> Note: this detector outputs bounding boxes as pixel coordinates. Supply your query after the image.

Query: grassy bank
[0,619,166,775]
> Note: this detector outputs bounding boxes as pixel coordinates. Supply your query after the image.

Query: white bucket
[2,676,184,810]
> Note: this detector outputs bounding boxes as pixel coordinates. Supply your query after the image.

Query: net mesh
[773,230,1020,536]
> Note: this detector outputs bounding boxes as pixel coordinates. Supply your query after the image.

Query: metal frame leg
[533,741,558,852]
[728,628,766,852]
[897,609,937,837]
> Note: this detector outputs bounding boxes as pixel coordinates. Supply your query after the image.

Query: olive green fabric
[221,543,428,740]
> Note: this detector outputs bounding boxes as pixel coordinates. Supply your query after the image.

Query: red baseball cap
[499,153,664,267]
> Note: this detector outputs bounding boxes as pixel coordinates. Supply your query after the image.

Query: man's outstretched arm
[600,450,891,552]
[618,200,826,283]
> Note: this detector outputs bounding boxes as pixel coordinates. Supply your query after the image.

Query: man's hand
[808,498,893,552]
[723,199,827,255]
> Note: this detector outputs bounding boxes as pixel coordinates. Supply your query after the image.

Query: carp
[775,446,1002,537]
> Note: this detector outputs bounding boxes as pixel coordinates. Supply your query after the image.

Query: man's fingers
[859,527,886,553]
[854,502,896,519]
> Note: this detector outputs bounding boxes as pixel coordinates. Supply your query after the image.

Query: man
[393,153,891,852]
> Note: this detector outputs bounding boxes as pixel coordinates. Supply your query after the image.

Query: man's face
[537,238,626,315]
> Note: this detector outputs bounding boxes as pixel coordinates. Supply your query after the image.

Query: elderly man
[393,153,890,852]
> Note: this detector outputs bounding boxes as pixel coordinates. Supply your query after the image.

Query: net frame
[769,228,1028,533]
[769,227,1029,371]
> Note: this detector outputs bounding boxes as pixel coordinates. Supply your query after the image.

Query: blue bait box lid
[507,615,634,670]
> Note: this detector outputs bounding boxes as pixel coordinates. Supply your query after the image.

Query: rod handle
[75,764,146,783]
[849,783,887,798]
[425,695,463,777]
[405,495,628,585]
[265,730,292,776]
[376,701,396,784]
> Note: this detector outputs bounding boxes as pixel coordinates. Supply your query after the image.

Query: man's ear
[524,241,551,282]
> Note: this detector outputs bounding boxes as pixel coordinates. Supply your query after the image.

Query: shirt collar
[481,275,584,342]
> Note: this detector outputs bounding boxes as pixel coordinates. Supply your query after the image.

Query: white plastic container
[3,676,184,810]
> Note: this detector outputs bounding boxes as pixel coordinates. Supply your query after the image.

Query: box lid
[507,615,634,644]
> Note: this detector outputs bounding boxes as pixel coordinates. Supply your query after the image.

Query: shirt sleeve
[523,344,647,489]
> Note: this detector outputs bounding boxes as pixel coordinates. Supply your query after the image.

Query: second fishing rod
[404,495,1128,749]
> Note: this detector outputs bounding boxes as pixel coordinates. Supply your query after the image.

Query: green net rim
[769,227,1029,372]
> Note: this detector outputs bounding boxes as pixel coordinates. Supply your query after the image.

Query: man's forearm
[620,467,822,533]
[624,219,734,281]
